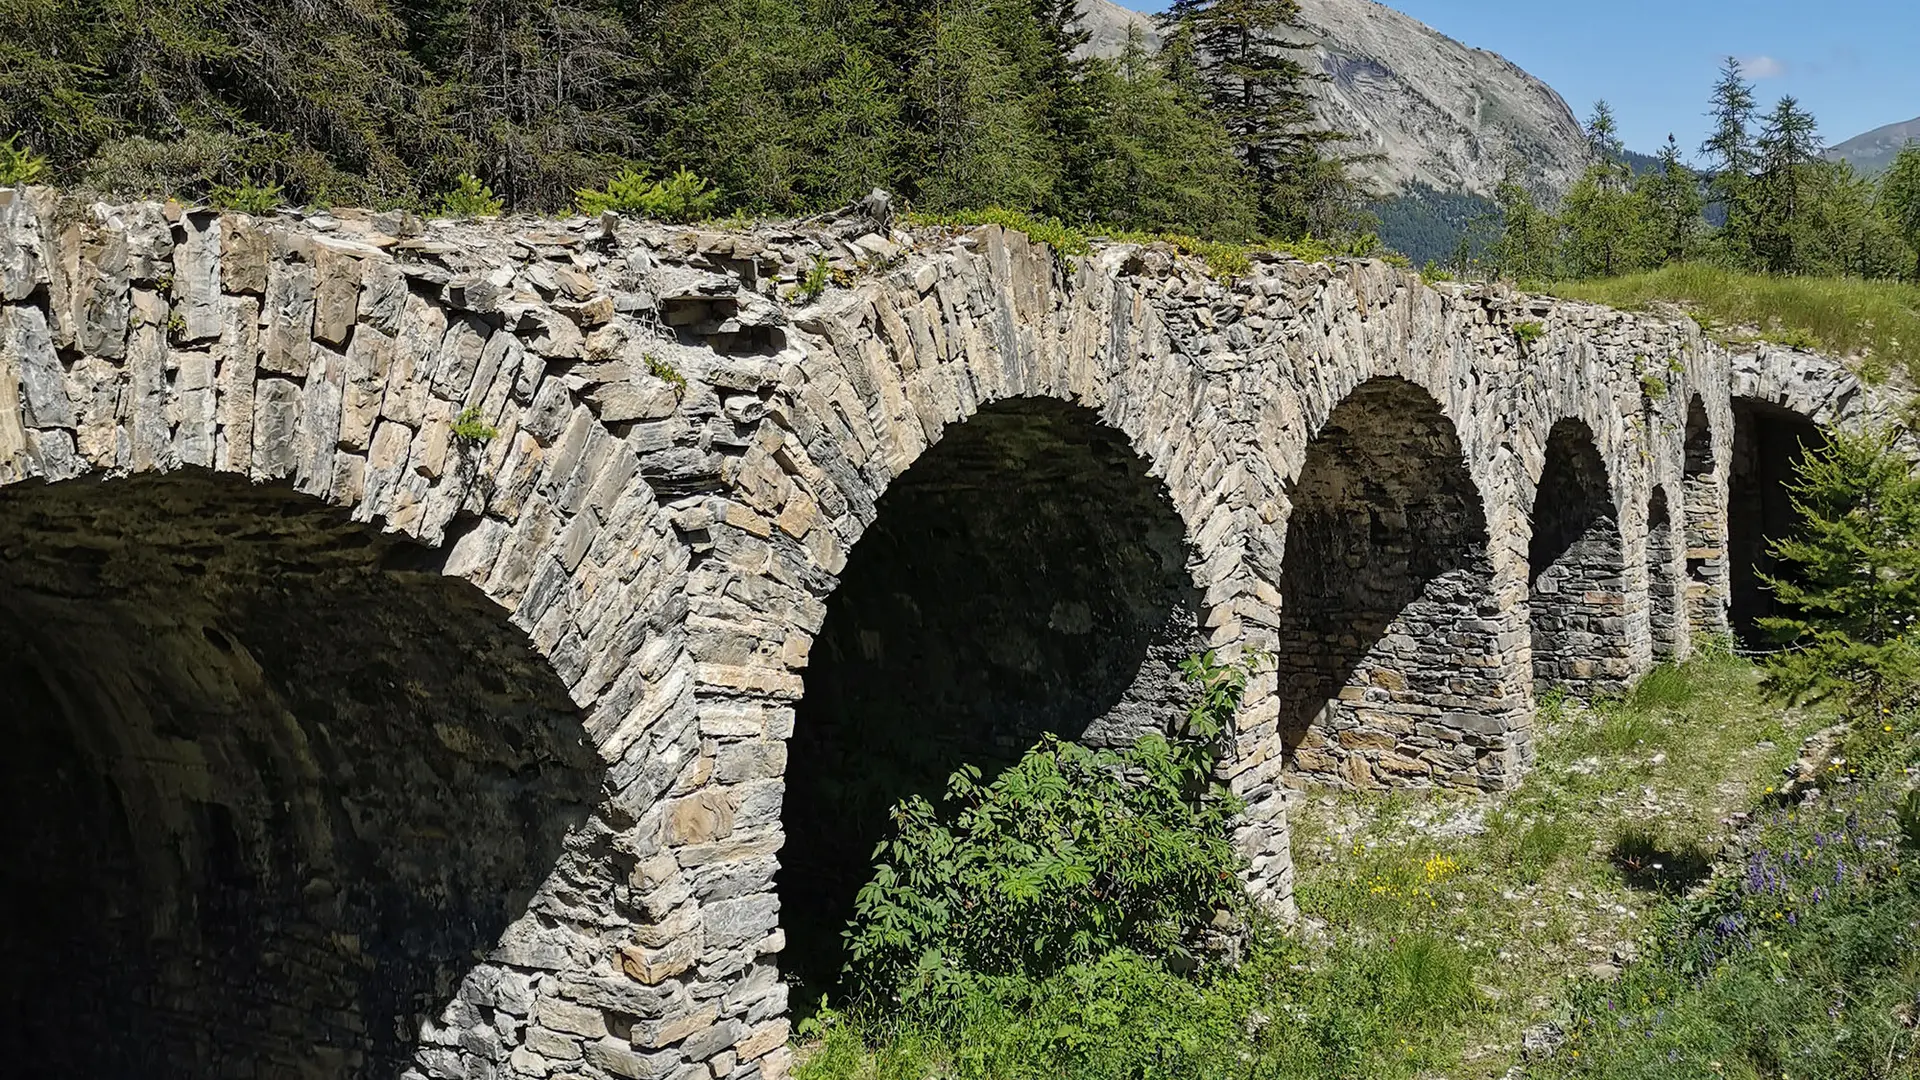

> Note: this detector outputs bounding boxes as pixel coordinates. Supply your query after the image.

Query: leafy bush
[841,651,1251,1009]
[450,407,497,444]
[0,135,48,185]
[439,173,503,218]
[1513,320,1547,348]
[576,165,720,222]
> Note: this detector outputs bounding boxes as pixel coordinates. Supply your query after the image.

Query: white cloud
[1743,54,1789,79]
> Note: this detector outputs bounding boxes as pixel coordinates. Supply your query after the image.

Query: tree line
[0,0,1363,241]
[1479,58,1920,284]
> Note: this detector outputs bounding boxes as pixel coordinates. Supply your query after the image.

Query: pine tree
[1878,144,1920,282]
[1160,0,1346,238]
[1487,169,1556,282]
[910,0,1059,212]
[1557,103,1650,277]
[1585,100,1625,174]
[1068,28,1254,236]
[1701,57,1759,269]
[1636,134,1704,266]
[1760,425,1920,718]
[1752,95,1823,274]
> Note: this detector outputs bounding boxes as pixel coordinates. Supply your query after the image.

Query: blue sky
[1118,0,1920,157]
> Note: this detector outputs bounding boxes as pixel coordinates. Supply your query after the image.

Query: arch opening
[779,398,1205,988]
[1647,487,1682,660]
[1529,419,1630,693]
[1729,398,1827,648]
[0,472,599,1078]
[1682,396,1726,637]
[1272,378,1510,789]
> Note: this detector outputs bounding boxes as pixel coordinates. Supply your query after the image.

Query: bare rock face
[1076,0,1590,198]
[1827,115,1920,176]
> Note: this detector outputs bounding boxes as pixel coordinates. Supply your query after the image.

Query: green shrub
[0,135,48,185]
[210,178,284,215]
[438,173,503,218]
[645,354,687,393]
[841,651,1251,1009]
[1513,320,1547,348]
[794,255,833,304]
[450,406,497,444]
[576,165,719,222]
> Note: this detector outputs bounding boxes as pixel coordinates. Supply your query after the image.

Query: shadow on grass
[1609,827,1714,894]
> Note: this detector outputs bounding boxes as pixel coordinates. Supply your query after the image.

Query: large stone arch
[1728,396,1827,648]
[1268,376,1518,790]
[1528,418,1633,694]
[665,228,1270,1007]
[0,470,602,1077]
[0,197,721,1079]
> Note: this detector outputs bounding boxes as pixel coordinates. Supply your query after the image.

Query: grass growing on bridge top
[1547,264,1920,385]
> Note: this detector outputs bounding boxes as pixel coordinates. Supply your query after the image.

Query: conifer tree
[1637,134,1704,266]
[1069,27,1254,236]
[1878,144,1920,282]
[1701,56,1759,269]
[1760,425,1920,718]
[1487,169,1556,281]
[1159,0,1345,237]
[1752,95,1823,274]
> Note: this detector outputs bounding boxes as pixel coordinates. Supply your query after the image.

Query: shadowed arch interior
[1729,398,1827,648]
[0,472,599,1079]
[1272,378,1507,789]
[1647,487,1681,659]
[779,398,1205,987]
[1529,419,1629,693]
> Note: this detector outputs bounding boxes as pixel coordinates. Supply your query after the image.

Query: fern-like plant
[210,178,284,214]
[439,173,503,218]
[0,135,48,185]
[576,165,719,223]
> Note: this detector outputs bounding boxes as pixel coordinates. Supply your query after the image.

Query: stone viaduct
[0,190,1889,1079]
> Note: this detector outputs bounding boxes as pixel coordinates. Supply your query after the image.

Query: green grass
[1548,263,1920,384]
[796,654,1857,1079]
[902,207,1394,278]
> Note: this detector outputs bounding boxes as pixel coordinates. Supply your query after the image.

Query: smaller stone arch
[1682,395,1728,639]
[1646,486,1682,660]
[1529,419,1631,694]
[1272,377,1522,790]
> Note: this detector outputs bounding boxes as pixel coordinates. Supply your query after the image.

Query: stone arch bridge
[0,192,1889,1079]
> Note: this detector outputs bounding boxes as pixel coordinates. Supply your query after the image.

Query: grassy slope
[796,654,1870,1078]
[1289,654,1832,1077]
[1546,265,1920,385]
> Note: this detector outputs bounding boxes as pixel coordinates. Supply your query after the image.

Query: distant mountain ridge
[1826,116,1920,176]
[1075,0,1591,199]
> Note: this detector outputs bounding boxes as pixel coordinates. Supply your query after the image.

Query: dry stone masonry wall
[0,187,1886,1079]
